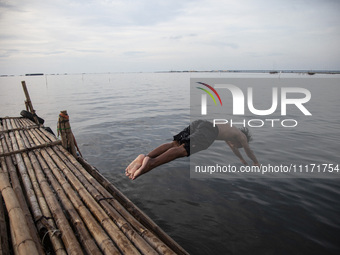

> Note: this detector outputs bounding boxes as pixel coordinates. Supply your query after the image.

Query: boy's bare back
[215,124,245,143]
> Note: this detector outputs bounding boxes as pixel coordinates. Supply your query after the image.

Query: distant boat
[307,72,315,75]
[25,73,44,76]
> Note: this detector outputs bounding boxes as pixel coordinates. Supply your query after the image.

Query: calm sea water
[1,73,340,254]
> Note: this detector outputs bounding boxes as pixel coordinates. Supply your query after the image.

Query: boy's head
[239,127,253,143]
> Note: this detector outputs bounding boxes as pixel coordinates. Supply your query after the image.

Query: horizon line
[1,69,340,77]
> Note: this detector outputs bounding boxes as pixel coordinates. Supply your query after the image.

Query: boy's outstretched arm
[226,141,248,165]
[241,142,259,166]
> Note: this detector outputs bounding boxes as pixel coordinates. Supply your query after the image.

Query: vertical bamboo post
[21,81,39,125]
[57,111,77,157]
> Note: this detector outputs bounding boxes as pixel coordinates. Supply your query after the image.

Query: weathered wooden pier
[0,82,188,255]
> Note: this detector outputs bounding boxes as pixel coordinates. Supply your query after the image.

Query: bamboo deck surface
[0,116,188,255]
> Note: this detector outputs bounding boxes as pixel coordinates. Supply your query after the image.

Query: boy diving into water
[125,120,259,180]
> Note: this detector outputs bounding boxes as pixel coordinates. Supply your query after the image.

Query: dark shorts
[173,120,219,156]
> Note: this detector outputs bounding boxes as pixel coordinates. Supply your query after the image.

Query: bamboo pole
[20,118,35,127]
[10,220,18,255]
[0,140,62,157]
[0,170,39,255]
[25,129,111,255]
[9,120,47,238]
[16,117,24,128]
[79,159,175,254]
[41,150,118,255]
[19,130,66,255]
[0,147,9,255]
[0,192,10,255]
[0,124,40,134]
[35,115,187,254]
[78,157,189,255]
[1,119,7,132]
[43,127,182,254]
[7,121,46,236]
[24,128,99,255]
[38,126,180,254]
[56,145,176,254]
[33,150,94,255]
[0,117,24,119]
[40,125,59,142]
[46,146,137,255]
[53,145,159,255]
[31,128,139,255]
[0,127,45,254]
[21,81,39,125]
[0,120,37,254]
[9,119,65,254]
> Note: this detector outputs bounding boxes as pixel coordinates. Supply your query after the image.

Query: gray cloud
[0,0,339,74]
[123,51,146,56]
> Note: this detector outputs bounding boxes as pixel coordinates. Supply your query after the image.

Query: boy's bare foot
[125,154,145,178]
[131,156,152,180]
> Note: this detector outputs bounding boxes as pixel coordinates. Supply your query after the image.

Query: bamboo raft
[0,82,189,255]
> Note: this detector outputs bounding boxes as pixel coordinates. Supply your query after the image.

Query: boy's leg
[125,141,181,175]
[128,144,188,180]
[147,140,181,158]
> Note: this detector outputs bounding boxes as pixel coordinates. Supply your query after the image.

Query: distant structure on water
[25,73,44,76]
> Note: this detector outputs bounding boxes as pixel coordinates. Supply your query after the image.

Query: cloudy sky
[1,0,339,74]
